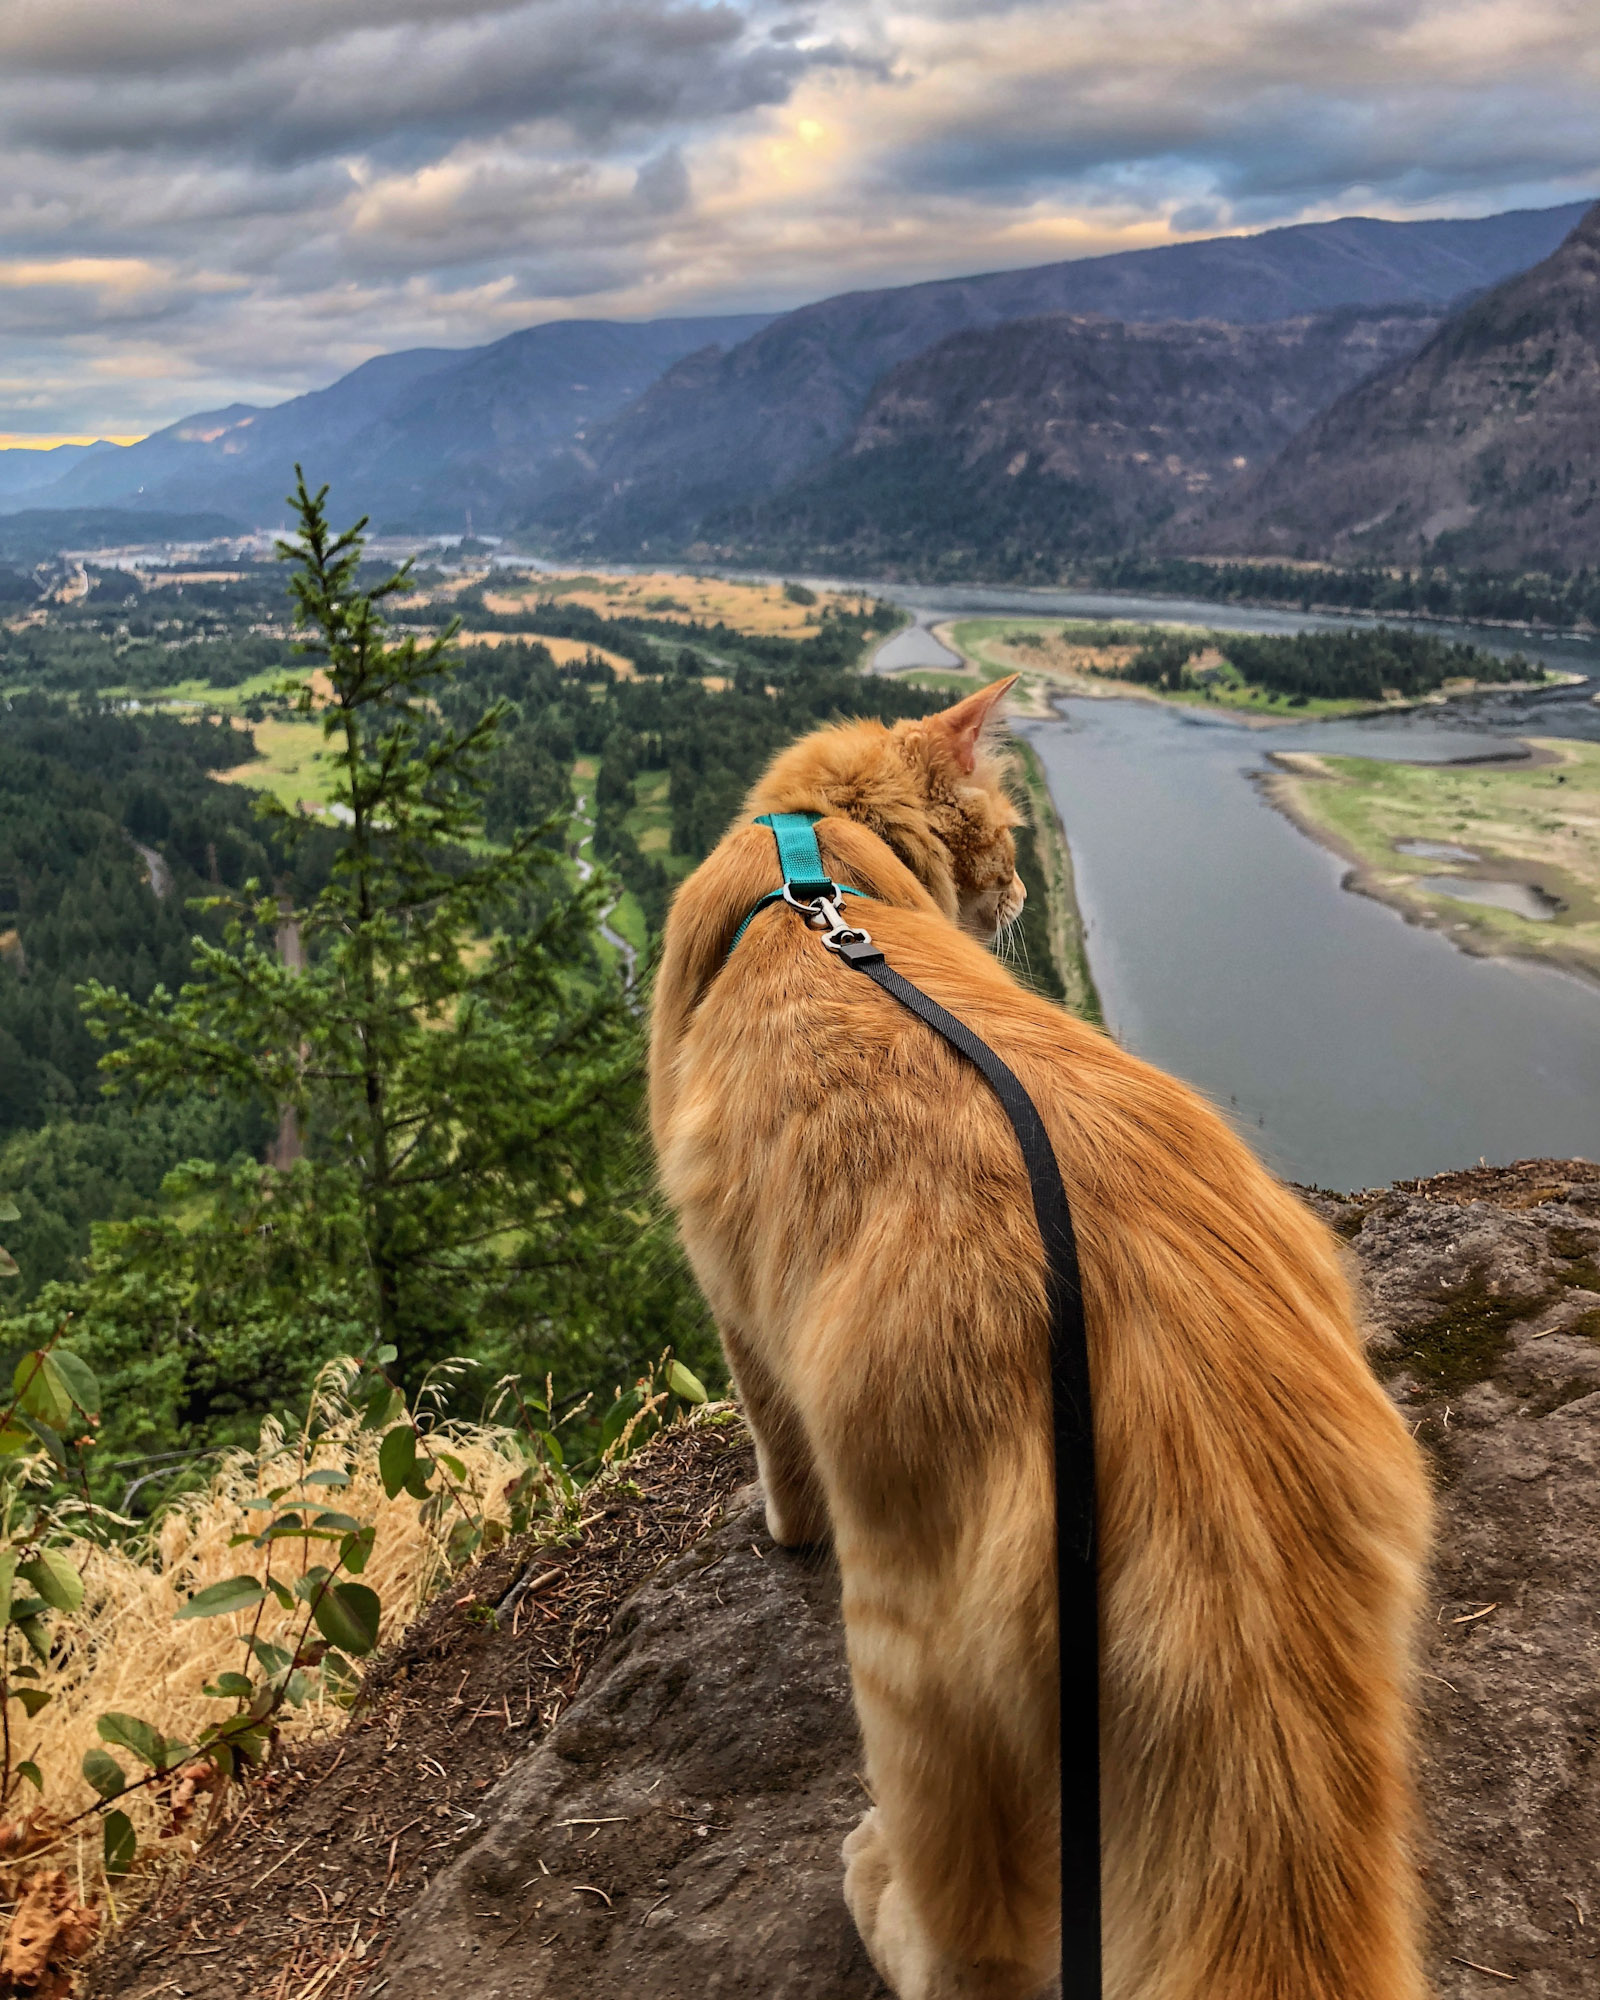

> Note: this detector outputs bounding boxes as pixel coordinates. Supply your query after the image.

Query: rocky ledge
[89,1159,1600,2000]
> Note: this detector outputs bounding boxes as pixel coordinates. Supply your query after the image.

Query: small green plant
[0,1325,116,1849]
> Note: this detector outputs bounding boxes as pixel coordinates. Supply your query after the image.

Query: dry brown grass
[6,1405,528,1906]
[485,570,859,638]
[452,629,636,675]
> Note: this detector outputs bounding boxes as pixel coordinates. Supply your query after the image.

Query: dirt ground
[82,1421,755,2000]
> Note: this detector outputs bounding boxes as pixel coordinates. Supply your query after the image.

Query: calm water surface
[1021,699,1600,1189]
[858,581,1600,1187]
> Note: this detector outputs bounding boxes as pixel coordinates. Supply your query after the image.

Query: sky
[0,0,1596,446]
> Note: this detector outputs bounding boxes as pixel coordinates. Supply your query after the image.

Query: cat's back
[654,827,1354,1394]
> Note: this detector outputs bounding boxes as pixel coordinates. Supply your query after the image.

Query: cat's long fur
[648,681,1432,2000]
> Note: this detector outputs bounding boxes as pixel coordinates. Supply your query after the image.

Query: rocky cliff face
[729,306,1442,572]
[87,1160,1600,2000]
[1201,202,1600,570]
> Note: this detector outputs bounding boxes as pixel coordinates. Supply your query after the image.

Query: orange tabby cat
[648,678,1432,2000]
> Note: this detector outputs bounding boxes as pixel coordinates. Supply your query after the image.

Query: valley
[3,197,1594,593]
[3,186,1599,1459]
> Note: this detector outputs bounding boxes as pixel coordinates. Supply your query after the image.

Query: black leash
[728,827,1101,1995]
[835,936,1101,1999]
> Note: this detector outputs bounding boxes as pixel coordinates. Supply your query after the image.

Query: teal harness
[727,812,870,956]
[728,809,1103,1999]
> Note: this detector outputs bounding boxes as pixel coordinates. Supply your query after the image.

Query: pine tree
[81,476,640,1386]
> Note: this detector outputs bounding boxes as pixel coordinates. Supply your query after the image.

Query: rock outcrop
[375,1490,877,1997]
[87,1160,1600,2000]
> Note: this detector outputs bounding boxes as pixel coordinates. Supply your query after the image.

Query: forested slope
[0,702,287,1286]
[727,305,1442,576]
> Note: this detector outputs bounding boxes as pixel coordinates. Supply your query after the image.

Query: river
[869,587,1600,1189]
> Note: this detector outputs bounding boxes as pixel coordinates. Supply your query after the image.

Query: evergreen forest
[1120,624,1539,701]
[0,493,987,1506]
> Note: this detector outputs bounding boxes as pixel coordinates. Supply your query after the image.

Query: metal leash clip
[780,884,884,964]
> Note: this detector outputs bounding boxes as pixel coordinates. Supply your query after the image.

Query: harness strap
[729,812,865,955]
[754,810,837,900]
[731,814,1102,1997]
[842,951,1102,2000]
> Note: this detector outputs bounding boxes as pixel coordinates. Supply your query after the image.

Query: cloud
[635,146,692,216]
[0,4,829,163]
[0,0,1593,436]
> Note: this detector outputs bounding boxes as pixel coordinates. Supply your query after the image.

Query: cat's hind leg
[841,1797,1054,2000]
[719,1322,831,1547]
[831,1533,1059,2000]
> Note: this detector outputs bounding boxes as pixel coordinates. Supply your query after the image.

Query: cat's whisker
[1008,923,1036,989]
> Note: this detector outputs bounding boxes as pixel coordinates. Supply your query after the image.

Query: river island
[1263,742,1600,987]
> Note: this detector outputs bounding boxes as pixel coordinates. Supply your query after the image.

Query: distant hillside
[1201,202,1600,570]
[27,345,462,518]
[5,315,774,532]
[723,305,1443,575]
[0,441,111,503]
[539,202,1592,550]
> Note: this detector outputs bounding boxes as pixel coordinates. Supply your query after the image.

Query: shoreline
[1011,735,1102,1024]
[903,606,1599,1013]
[858,625,1101,1021]
[1258,756,1600,993]
[1064,582,1599,642]
[698,553,1600,639]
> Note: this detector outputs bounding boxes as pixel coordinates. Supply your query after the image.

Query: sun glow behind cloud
[0,0,1592,438]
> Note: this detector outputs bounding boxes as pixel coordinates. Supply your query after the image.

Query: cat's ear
[927,676,1018,775]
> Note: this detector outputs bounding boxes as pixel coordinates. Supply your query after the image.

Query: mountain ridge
[1194,202,1600,570]
[4,315,774,529]
[537,201,1595,549]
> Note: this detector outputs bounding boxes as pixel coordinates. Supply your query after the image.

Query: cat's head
[744,676,1027,942]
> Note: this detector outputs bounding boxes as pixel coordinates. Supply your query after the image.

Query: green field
[213,715,337,809]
